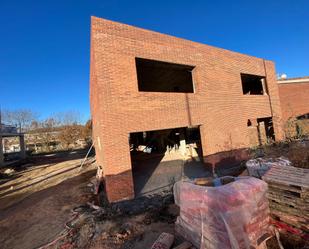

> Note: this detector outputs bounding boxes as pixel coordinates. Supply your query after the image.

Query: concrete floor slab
[131,152,211,196]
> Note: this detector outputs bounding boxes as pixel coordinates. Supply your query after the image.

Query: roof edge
[90,16,273,63]
[278,77,309,84]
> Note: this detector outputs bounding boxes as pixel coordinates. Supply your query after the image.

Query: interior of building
[129,126,210,196]
[135,58,195,93]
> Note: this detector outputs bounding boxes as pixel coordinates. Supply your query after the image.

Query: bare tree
[30,120,39,130]
[2,109,38,132]
[2,109,15,125]
[54,111,81,126]
[39,117,58,152]
[82,119,92,144]
[55,111,83,149]
[58,124,83,149]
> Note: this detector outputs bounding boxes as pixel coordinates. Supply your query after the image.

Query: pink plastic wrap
[174,177,272,249]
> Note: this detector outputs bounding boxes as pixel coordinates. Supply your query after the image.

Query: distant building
[0,123,26,166]
[278,76,309,137]
[278,76,309,121]
[0,124,18,134]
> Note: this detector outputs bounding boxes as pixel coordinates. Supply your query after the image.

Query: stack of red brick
[174,177,272,249]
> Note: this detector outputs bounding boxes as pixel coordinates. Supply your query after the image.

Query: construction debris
[193,177,213,186]
[246,157,291,178]
[262,164,309,236]
[3,168,15,175]
[174,177,272,249]
[172,241,192,249]
[151,232,175,249]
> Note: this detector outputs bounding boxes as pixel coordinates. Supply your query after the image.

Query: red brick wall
[90,16,284,202]
[278,81,309,121]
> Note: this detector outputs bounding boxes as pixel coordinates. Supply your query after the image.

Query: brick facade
[90,16,284,202]
[278,78,309,121]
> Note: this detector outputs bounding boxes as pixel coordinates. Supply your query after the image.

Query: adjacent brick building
[90,16,285,202]
[278,77,309,121]
[278,77,309,137]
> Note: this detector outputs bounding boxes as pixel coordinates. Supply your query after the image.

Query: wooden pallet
[269,200,309,218]
[262,165,309,191]
[267,192,308,210]
[267,182,309,199]
[262,165,309,235]
[271,210,309,232]
[267,184,309,200]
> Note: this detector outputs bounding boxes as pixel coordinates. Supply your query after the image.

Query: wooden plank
[267,192,309,207]
[262,165,309,189]
[267,165,308,174]
[269,202,309,219]
[264,171,308,184]
[271,210,309,227]
[267,187,308,199]
[267,187,303,199]
[263,164,309,174]
[265,169,306,178]
[264,175,308,190]
[267,185,309,200]
[264,172,308,187]
[264,174,304,185]
[265,174,307,185]
[267,188,301,199]
[271,214,309,232]
[267,195,309,211]
[267,182,303,194]
[270,164,309,173]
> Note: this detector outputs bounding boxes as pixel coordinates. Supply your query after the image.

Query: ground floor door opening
[129,126,210,197]
[257,117,275,144]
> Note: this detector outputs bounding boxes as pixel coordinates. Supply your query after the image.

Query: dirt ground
[0,141,308,249]
[0,150,96,249]
[40,195,184,249]
[88,209,177,249]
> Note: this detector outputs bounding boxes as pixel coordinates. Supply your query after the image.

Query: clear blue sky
[1,0,308,123]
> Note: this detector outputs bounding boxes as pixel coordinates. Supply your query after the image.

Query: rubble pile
[39,190,177,249]
[174,177,272,249]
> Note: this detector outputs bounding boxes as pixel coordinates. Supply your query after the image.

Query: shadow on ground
[131,149,247,197]
[0,167,96,249]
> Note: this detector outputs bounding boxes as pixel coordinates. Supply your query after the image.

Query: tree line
[1,109,92,152]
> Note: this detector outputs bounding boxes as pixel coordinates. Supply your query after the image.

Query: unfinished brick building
[278,77,309,136]
[90,16,285,202]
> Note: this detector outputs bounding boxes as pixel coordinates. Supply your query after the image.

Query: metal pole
[0,135,3,167]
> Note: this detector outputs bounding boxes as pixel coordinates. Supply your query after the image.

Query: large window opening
[129,126,208,197]
[135,58,195,93]
[241,73,267,95]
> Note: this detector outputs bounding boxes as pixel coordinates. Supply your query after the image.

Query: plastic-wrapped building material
[174,177,272,249]
[246,157,291,178]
